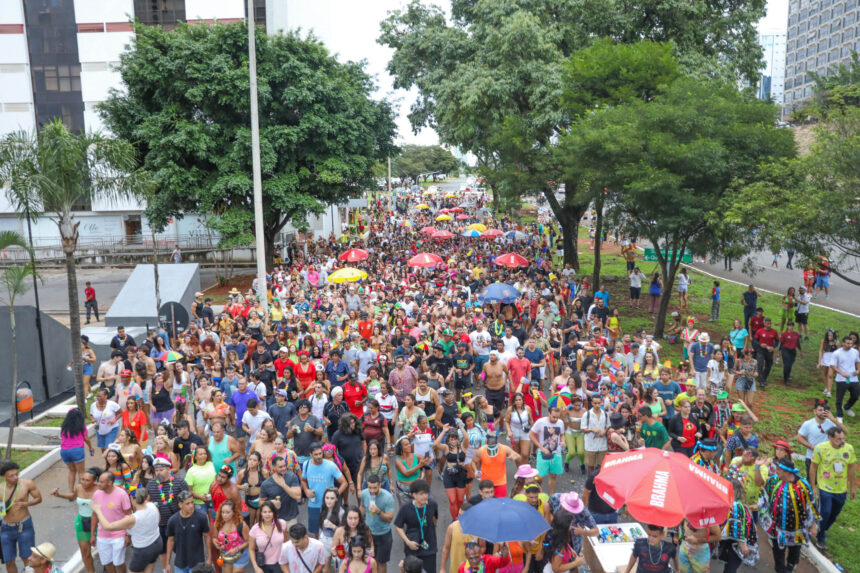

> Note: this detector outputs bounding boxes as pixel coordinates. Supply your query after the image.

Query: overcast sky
[295,0,790,146]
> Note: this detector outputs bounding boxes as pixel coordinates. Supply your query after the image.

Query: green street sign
[643,248,691,262]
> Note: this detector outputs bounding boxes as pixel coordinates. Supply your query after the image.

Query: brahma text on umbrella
[687,464,730,495]
[603,453,643,469]
[650,470,670,508]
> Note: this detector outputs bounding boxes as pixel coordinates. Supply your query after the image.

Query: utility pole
[247,0,267,305]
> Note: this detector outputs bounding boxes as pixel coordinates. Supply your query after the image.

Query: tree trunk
[542,187,587,271]
[5,309,17,459]
[653,258,681,338]
[592,196,604,289]
[65,250,85,412]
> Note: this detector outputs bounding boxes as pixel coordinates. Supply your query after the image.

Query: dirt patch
[203,274,255,304]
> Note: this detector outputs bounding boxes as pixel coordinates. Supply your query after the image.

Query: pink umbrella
[483,229,504,238]
[420,226,438,235]
[456,214,471,220]
[448,207,463,213]
[407,253,444,268]
[431,230,456,239]
[338,248,369,263]
[494,253,530,268]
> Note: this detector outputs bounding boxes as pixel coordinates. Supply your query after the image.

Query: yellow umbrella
[444,193,456,198]
[436,214,453,221]
[467,223,487,232]
[327,268,368,283]
[415,204,430,210]
[423,190,435,195]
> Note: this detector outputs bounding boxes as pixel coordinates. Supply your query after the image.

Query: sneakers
[847,409,855,417]
[824,389,832,397]
[838,417,844,424]
[825,295,830,300]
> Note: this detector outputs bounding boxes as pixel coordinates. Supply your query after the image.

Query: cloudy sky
[293,0,789,146]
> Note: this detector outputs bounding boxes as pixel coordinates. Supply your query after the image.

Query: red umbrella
[456,214,471,220]
[338,248,369,263]
[407,253,443,268]
[431,230,456,239]
[494,252,530,268]
[438,208,451,214]
[448,207,463,213]
[420,226,438,235]
[594,448,733,528]
[483,229,504,238]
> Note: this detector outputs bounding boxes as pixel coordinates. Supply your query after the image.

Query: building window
[133,0,186,29]
[831,19,843,32]
[23,0,85,132]
[244,0,266,29]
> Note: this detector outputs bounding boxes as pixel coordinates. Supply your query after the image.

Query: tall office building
[757,32,787,105]
[784,0,860,116]
[0,0,343,245]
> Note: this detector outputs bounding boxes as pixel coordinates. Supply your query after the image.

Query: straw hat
[31,543,56,562]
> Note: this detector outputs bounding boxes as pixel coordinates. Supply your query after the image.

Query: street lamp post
[247,0,267,306]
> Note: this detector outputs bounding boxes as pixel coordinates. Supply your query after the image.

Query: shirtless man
[482,351,510,414]
[0,462,42,573]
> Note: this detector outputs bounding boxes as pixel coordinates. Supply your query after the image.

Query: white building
[0,0,344,250]
[757,32,787,105]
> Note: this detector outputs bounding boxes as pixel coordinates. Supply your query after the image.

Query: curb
[802,544,842,573]
[19,447,61,481]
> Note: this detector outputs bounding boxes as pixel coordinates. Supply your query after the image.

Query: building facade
[0,0,342,251]
[784,0,860,116]
[757,32,787,105]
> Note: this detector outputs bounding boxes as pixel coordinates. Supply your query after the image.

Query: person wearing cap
[760,459,818,573]
[690,438,720,473]
[689,332,714,390]
[114,370,142,412]
[457,539,510,573]
[810,426,855,550]
[144,458,189,570]
[268,388,297,437]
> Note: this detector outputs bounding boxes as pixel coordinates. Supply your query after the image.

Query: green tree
[391,145,460,182]
[0,121,141,412]
[725,109,860,286]
[563,77,794,335]
[0,232,38,458]
[99,22,396,267]
[380,0,767,268]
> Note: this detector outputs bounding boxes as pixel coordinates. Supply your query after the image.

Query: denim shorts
[1,517,35,563]
[82,364,94,376]
[96,426,119,449]
[60,446,85,464]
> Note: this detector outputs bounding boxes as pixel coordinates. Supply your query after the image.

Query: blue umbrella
[479,282,521,304]
[411,184,422,191]
[461,230,481,237]
[459,498,550,543]
[504,230,529,241]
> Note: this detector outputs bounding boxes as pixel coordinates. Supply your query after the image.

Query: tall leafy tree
[0,122,141,411]
[380,0,767,268]
[99,22,396,266]
[725,109,860,285]
[563,77,795,335]
[391,145,460,183]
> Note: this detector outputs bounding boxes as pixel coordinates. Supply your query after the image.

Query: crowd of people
[5,185,856,573]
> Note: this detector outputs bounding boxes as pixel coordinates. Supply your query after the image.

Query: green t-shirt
[184,462,216,505]
[640,420,669,449]
[438,340,455,356]
[813,442,856,494]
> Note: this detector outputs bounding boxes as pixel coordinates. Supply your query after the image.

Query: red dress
[295,362,317,397]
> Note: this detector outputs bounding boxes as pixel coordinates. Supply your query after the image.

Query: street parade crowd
[1,185,856,573]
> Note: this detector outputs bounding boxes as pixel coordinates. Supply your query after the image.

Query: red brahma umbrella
[594,448,733,528]
[338,248,369,263]
[420,226,438,235]
[407,253,444,268]
[494,253,529,268]
[483,229,504,238]
[431,230,456,239]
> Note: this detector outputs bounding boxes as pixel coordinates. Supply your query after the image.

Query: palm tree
[0,121,141,411]
[0,231,38,458]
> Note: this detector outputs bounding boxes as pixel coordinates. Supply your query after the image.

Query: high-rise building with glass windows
[783,0,860,116]
[757,33,787,105]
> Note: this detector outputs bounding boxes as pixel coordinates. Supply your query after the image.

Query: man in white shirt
[241,398,272,446]
[502,326,521,355]
[797,400,847,476]
[582,395,609,474]
[470,320,492,375]
[529,407,566,495]
[280,523,326,573]
[795,286,811,340]
[832,336,860,422]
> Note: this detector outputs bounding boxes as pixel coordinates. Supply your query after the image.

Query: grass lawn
[0,449,47,470]
[31,416,64,428]
[571,231,859,570]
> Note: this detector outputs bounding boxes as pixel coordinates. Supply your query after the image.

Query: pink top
[92,486,131,539]
[61,430,87,450]
[249,520,287,564]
